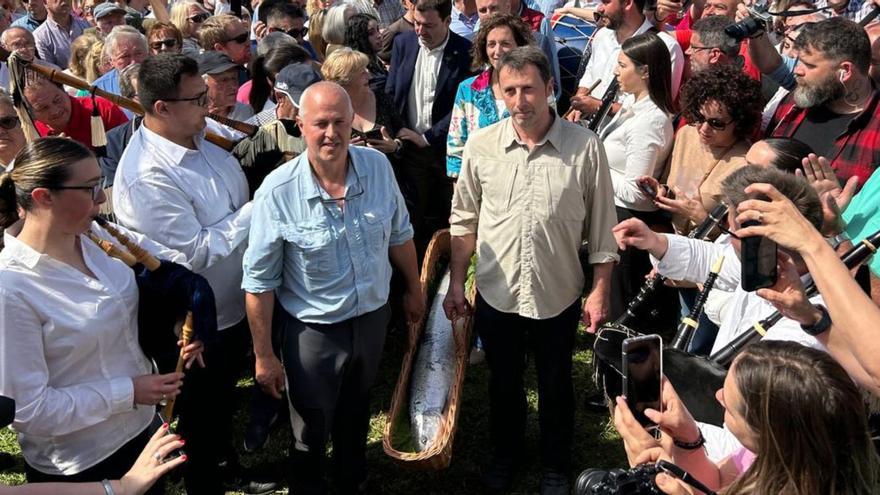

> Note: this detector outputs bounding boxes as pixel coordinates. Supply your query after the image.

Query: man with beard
[765,17,879,186]
[566,0,683,122]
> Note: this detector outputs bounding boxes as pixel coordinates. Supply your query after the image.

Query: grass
[0,329,627,493]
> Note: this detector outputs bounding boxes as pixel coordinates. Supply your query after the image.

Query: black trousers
[25,426,163,495]
[474,293,581,473]
[159,318,253,494]
[398,145,453,257]
[278,304,391,494]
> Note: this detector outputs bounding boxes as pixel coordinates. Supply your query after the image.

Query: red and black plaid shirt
[766,88,880,186]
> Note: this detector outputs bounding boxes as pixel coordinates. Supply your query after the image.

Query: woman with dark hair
[600,32,675,317]
[746,137,812,173]
[615,341,880,494]
[0,138,199,489]
[446,13,534,178]
[245,43,312,121]
[639,64,763,236]
[344,13,387,93]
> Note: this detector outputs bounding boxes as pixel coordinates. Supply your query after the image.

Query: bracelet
[673,431,705,450]
[101,479,115,495]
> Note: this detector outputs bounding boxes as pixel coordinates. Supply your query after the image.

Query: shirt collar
[418,31,449,53]
[3,223,45,270]
[452,4,477,21]
[140,122,205,163]
[634,17,655,37]
[296,149,363,201]
[501,111,564,151]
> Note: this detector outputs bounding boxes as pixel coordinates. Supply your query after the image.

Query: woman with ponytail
[0,138,199,489]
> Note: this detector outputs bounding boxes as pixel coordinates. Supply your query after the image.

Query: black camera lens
[724,16,765,41]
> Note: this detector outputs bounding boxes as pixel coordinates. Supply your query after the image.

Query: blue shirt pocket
[281,221,338,283]
[361,208,392,257]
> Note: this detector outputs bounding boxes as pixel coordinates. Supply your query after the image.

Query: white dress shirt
[113,124,253,330]
[407,33,449,135]
[0,220,186,475]
[578,18,684,100]
[599,95,673,211]
[652,234,827,355]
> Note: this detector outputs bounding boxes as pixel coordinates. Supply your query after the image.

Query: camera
[724,2,774,41]
[575,464,663,495]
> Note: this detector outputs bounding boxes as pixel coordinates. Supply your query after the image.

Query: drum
[551,13,597,101]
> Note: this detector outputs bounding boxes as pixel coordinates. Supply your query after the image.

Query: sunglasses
[268,26,307,38]
[690,111,733,131]
[52,182,103,201]
[150,38,178,50]
[226,32,249,44]
[163,90,209,108]
[0,115,20,130]
[188,12,210,23]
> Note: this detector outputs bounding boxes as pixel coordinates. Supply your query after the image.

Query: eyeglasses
[188,12,210,23]
[689,111,733,131]
[268,26,308,38]
[51,182,103,201]
[689,45,717,52]
[226,32,250,44]
[150,38,178,50]
[163,90,209,107]
[0,115,20,130]
[320,172,364,204]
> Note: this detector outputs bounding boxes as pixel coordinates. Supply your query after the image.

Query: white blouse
[0,221,187,475]
[600,95,674,212]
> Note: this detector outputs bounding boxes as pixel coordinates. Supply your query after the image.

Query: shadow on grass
[0,328,626,494]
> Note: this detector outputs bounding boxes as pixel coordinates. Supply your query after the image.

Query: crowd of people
[0,0,880,493]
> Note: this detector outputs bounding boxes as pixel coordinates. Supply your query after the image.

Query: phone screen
[622,335,663,430]
[741,220,778,292]
[364,128,383,140]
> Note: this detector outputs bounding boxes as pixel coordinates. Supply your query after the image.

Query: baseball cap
[273,63,322,108]
[93,2,126,20]
[197,51,240,76]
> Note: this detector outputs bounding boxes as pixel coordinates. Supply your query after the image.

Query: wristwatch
[828,231,851,248]
[800,304,832,336]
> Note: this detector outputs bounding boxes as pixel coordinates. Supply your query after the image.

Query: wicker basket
[382,229,475,470]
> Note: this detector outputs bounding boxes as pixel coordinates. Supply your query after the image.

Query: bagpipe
[6,54,296,197]
[593,226,880,426]
[86,216,218,420]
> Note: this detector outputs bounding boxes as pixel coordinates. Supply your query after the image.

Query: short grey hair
[298,81,354,120]
[103,25,149,59]
[721,165,823,231]
[0,26,34,49]
[497,45,551,84]
[322,4,352,45]
[692,15,740,58]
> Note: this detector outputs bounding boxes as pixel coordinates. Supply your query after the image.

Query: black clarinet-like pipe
[711,228,880,366]
[587,79,619,132]
[615,203,729,327]
[671,255,725,350]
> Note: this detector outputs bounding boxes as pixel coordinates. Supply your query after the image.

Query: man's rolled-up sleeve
[449,144,481,237]
[584,136,620,264]
[241,193,284,294]
[388,165,414,246]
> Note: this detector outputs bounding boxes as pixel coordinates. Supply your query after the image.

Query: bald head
[299,81,353,120]
[1,26,36,60]
[867,22,880,83]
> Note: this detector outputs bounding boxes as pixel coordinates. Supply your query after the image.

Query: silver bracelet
[101,479,115,495]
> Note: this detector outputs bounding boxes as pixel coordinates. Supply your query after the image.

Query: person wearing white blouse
[598,32,675,320]
[0,138,202,489]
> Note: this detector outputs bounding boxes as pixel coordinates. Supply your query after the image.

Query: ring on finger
[154,452,163,463]
[758,212,764,223]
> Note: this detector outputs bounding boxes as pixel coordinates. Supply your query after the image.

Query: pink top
[729,447,756,475]
[237,80,253,105]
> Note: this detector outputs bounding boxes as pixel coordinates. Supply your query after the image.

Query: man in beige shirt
[443,46,619,495]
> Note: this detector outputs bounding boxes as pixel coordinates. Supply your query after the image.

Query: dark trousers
[475,293,581,473]
[160,318,253,494]
[25,426,163,495]
[399,145,453,257]
[279,304,391,494]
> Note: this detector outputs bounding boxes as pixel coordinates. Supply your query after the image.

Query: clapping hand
[798,154,858,235]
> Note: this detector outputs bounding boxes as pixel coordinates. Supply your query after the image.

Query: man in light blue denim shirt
[242,82,424,495]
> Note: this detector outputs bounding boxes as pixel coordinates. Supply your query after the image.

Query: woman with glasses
[146,21,183,56]
[170,1,210,58]
[0,137,198,488]
[0,89,26,170]
[639,64,762,236]
[343,13,386,93]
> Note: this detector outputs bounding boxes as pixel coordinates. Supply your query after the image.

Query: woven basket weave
[382,229,475,470]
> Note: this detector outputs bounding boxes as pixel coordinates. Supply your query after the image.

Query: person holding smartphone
[612,341,880,495]
[599,32,675,318]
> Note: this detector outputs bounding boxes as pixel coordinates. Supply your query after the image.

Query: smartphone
[638,181,657,198]
[351,129,366,141]
[363,128,384,140]
[622,334,663,432]
[741,219,777,292]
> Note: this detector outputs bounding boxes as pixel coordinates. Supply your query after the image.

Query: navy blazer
[385,30,473,154]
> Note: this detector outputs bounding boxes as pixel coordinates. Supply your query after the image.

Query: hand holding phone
[622,335,663,433]
[741,219,778,292]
